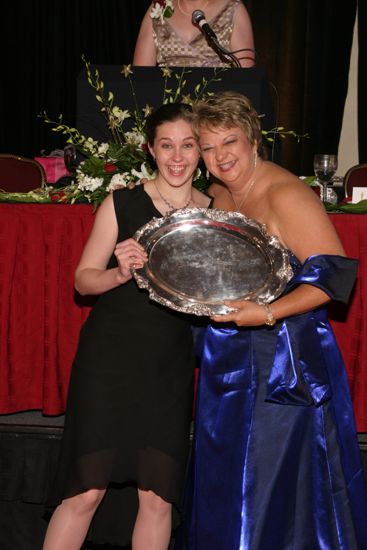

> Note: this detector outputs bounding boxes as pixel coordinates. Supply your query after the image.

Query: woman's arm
[132,8,157,66]
[231,3,255,68]
[75,194,147,295]
[213,285,333,327]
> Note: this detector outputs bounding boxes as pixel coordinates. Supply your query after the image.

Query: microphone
[192,10,217,43]
[192,9,242,68]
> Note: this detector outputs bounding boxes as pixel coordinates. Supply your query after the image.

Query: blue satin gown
[178,254,367,550]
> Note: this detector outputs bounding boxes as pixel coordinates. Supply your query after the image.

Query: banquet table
[0,203,366,430]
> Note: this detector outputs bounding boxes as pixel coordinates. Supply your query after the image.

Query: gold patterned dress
[153,0,241,67]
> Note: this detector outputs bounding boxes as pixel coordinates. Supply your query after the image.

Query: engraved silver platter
[132,208,293,316]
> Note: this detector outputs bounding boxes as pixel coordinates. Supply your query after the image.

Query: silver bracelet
[264,303,276,326]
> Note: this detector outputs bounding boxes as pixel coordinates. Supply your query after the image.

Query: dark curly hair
[145,103,194,146]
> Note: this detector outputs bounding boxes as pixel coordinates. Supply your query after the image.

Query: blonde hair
[192,91,264,157]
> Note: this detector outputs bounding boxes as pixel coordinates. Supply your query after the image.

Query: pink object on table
[34,156,71,183]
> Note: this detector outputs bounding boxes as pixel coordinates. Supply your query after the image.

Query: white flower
[124,131,146,146]
[131,163,157,181]
[150,0,173,22]
[111,106,130,123]
[83,137,99,154]
[106,172,130,192]
[77,173,104,192]
[97,142,109,156]
[150,3,165,23]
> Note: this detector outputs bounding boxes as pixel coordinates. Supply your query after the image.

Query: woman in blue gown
[177,91,367,549]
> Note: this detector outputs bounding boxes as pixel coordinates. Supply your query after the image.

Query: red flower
[104,163,118,173]
[50,191,66,202]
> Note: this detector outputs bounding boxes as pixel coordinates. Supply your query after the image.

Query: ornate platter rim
[131,207,293,316]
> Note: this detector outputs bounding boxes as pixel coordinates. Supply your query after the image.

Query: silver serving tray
[132,208,293,316]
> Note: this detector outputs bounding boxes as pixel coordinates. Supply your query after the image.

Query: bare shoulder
[76,193,118,271]
[265,163,324,213]
[261,163,344,259]
[84,193,117,243]
[231,0,255,67]
[132,4,156,66]
[235,0,252,18]
[95,192,115,219]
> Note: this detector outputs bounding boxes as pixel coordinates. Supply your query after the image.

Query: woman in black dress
[43,103,211,550]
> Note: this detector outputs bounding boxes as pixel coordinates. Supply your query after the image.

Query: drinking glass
[313,154,338,203]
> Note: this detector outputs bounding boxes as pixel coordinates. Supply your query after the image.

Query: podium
[76,65,277,157]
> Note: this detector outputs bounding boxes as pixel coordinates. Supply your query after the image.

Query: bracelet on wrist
[264,303,276,326]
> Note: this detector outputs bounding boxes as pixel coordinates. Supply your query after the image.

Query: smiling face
[149,118,200,189]
[199,124,257,192]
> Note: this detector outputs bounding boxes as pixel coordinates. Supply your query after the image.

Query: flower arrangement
[36,60,225,207]
[150,0,174,22]
[0,56,306,208]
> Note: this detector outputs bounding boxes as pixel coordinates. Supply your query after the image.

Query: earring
[253,152,257,168]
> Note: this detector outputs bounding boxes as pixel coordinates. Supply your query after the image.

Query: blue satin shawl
[266,254,357,407]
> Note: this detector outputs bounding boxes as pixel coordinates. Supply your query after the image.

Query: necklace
[177,0,209,17]
[153,181,192,212]
[230,177,256,212]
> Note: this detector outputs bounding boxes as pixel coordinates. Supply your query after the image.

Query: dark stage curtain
[0,0,363,175]
[247,0,358,174]
[0,0,151,159]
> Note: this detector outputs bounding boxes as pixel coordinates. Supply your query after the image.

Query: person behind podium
[175,91,367,549]
[133,0,255,68]
[42,103,211,550]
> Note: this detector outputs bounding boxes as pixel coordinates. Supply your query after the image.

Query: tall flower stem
[83,56,124,145]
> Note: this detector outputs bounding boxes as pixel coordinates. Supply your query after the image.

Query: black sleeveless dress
[49,186,195,515]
